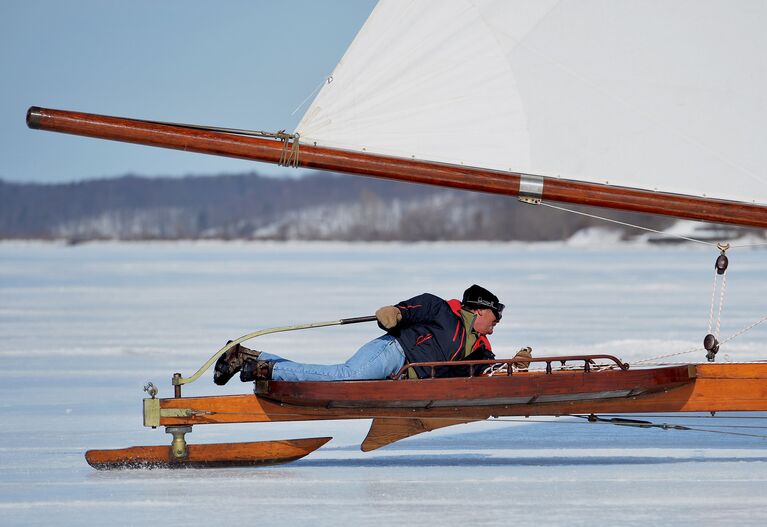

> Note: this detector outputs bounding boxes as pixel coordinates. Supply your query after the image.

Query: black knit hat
[462,284,504,321]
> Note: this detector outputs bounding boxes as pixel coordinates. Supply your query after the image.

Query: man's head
[462,284,504,335]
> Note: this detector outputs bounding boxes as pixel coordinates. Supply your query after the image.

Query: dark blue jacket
[388,293,494,378]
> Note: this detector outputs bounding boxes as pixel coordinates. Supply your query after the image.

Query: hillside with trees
[0,172,681,242]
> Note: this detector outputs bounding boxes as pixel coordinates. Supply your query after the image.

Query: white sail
[296,0,767,206]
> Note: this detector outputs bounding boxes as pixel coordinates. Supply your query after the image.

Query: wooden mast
[27,106,767,229]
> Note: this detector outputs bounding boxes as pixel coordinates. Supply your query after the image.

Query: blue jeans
[259,335,406,381]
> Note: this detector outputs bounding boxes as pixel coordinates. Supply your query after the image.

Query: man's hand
[375,306,402,330]
[512,346,532,371]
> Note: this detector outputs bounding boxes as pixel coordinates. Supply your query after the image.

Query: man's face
[473,308,499,335]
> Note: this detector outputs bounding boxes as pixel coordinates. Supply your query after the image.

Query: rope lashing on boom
[276,130,300,168]
[140,118,301,168]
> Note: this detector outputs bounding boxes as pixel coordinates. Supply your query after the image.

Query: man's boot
[240,359,274,382]
[213,341,261,385]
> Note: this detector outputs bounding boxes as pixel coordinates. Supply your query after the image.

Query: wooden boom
[26,106,767,229]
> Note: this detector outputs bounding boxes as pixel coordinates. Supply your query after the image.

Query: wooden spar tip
[26,106,43,129]
[84,437,331,470]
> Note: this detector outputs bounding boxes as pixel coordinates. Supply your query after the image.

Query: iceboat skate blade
[85,437,331,470]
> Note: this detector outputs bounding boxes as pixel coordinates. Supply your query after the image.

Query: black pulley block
[703,333,718,351]
[715,254,728,275]
[704,333,719,362]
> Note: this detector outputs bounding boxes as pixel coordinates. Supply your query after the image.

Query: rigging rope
[539,202,767,248]
[593,414,767,420]
[730,240,767,248]
[291,75,333,116]
[538,201,766,364]
[185,409,767,439]
[716,271,727,340]
[707,268,719,336]
[539,202,718,246]
[720,315,767,346]
[625,312,767,365]
[704,247,730,361]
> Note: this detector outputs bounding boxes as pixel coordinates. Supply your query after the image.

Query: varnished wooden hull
[155,363,767,426]
[258,365,695,408]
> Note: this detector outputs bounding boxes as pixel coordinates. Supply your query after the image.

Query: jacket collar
[447,299,492,351]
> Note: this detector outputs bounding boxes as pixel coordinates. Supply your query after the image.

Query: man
[214,284,516,384]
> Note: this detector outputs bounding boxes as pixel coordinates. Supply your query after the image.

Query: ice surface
[1,241,766,525]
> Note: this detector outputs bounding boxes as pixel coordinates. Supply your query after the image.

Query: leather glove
[512,346,532,371]
[376,306,402,330]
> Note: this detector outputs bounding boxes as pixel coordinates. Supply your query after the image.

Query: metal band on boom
[518,174,544,205]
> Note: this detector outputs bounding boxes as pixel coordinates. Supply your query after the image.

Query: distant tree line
[0,171,683,242]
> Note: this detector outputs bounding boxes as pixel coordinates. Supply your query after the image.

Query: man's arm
[375,293,446,331]
[394,293,445,326]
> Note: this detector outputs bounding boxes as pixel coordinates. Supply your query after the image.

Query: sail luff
[27,106,767,229]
